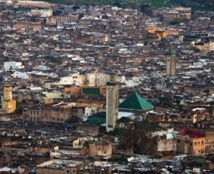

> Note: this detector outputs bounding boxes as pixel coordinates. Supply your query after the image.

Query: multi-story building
[192,36,214,52]
[176,129,205,156]
[22,103,75,123]
[31,9,53,17]
[46,14,77,25]
[3,61,24,71]
[55,72,125,87]
[37,160,84,174]
[147,27,179,41]
[106,73,119,132]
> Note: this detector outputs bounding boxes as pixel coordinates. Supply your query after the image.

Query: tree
[72,5,80,11]
[119,121,157,155]
[112,2,121,8]
[140,3,150,13]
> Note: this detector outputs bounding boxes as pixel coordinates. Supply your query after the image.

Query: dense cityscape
[0,0,214,173]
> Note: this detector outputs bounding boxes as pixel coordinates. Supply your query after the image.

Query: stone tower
[106,73,119,132]
[166,47,176,76]
[2,84,16,114]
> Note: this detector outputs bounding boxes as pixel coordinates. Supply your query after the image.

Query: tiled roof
[84,112,106,125]
[119,92,154,111]
[82,87,101,95]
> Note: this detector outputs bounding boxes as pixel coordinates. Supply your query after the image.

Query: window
[67,170,69,173]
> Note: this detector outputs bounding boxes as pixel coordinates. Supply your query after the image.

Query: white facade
[55,73,84,86]
[152,128,177,152]
[86,72,109,86]
[37,65,50,71]
[31,9,53,17]
[86,72,125,86]
[85,106,97,117]
[4,61,24,71]
[56,72,125,87]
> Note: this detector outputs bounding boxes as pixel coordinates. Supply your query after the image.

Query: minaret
[106,73,119,132]
[3,85,13,101]
[166,47,176,76]
[2,84,16,114]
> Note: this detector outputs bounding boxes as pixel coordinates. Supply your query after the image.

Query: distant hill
[32,0,214,11]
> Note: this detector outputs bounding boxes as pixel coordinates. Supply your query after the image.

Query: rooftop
[82,87,101,95]
[119,92,154,112]
[37,159,83,168]
[178,129,205,138]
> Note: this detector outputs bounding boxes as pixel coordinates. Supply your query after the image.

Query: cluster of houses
[0,0,214,173]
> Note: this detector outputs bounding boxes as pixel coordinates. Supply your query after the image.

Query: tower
[2,84,16,114]
[166,47,176,76]
[106,73,119,132]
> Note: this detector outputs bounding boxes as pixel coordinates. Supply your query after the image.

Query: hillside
[33,0,214,11]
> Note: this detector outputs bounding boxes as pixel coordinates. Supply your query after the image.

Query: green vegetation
[33,0,213,12]
[99,126,123,136]
[15,108,23,114]
[66,116,80,123]
[47,56,62,64]
[119,121,158,155]
[109,156,128,162]
[14,7,32,11]
[169,18,189,25]
[84,112,106,125]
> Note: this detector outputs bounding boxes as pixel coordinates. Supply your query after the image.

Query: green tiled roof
[119,92,154,111]
[84,112,106,125]
[82,87,101,95]
[166,46,176,56]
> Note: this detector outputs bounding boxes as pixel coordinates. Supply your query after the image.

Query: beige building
[106,74,119,132]
[88,140,112,158]
[31,9,53,17]
[76,125,99,136]
[176,129,205,156]
[13,21,43,31]
[192,37,214,52]
[72,137,112,158]
[152,128,176,152]
[198,129,214,155]
[2,85,16,114]
[37,160,84,174]
[23,103,75,123]
[147,28,179,41]
[46,14,77,25]
[15,1,51,8]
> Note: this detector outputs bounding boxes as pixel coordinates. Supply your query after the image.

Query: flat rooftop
[37,159,82,168]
